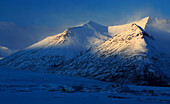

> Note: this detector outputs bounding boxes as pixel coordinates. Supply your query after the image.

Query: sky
[0,0,170,50]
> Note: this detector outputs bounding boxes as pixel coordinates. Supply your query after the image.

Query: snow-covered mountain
[0,17,169,86]
[0,21,111,70]
[109,17,170,77]
[57,23,167,86]
[0,46,12,59]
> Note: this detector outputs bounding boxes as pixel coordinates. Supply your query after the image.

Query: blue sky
[0,0,170,50]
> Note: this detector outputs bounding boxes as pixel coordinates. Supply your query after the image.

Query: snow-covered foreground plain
[0,67,169,104]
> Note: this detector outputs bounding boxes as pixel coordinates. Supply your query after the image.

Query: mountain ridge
[0,17,169,86]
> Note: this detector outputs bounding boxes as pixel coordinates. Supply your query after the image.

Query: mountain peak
[85,20,104,27]
[145,16,151,19]
[63,21,103,34]
[87,20,97,24]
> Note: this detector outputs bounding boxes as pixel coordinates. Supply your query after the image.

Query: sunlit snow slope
[108,17,150,36]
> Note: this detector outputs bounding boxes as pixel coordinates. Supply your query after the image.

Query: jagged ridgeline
[0,17,169,86]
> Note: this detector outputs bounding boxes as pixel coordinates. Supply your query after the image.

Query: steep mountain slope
[108,17,170,77]
[0,46,12,59]
[0,21,111,70]
[57,23,167,86]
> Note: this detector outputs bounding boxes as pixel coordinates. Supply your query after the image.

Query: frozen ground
[0,67,169,104]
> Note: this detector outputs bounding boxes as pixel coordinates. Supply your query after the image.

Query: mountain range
[0,17,170,86]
